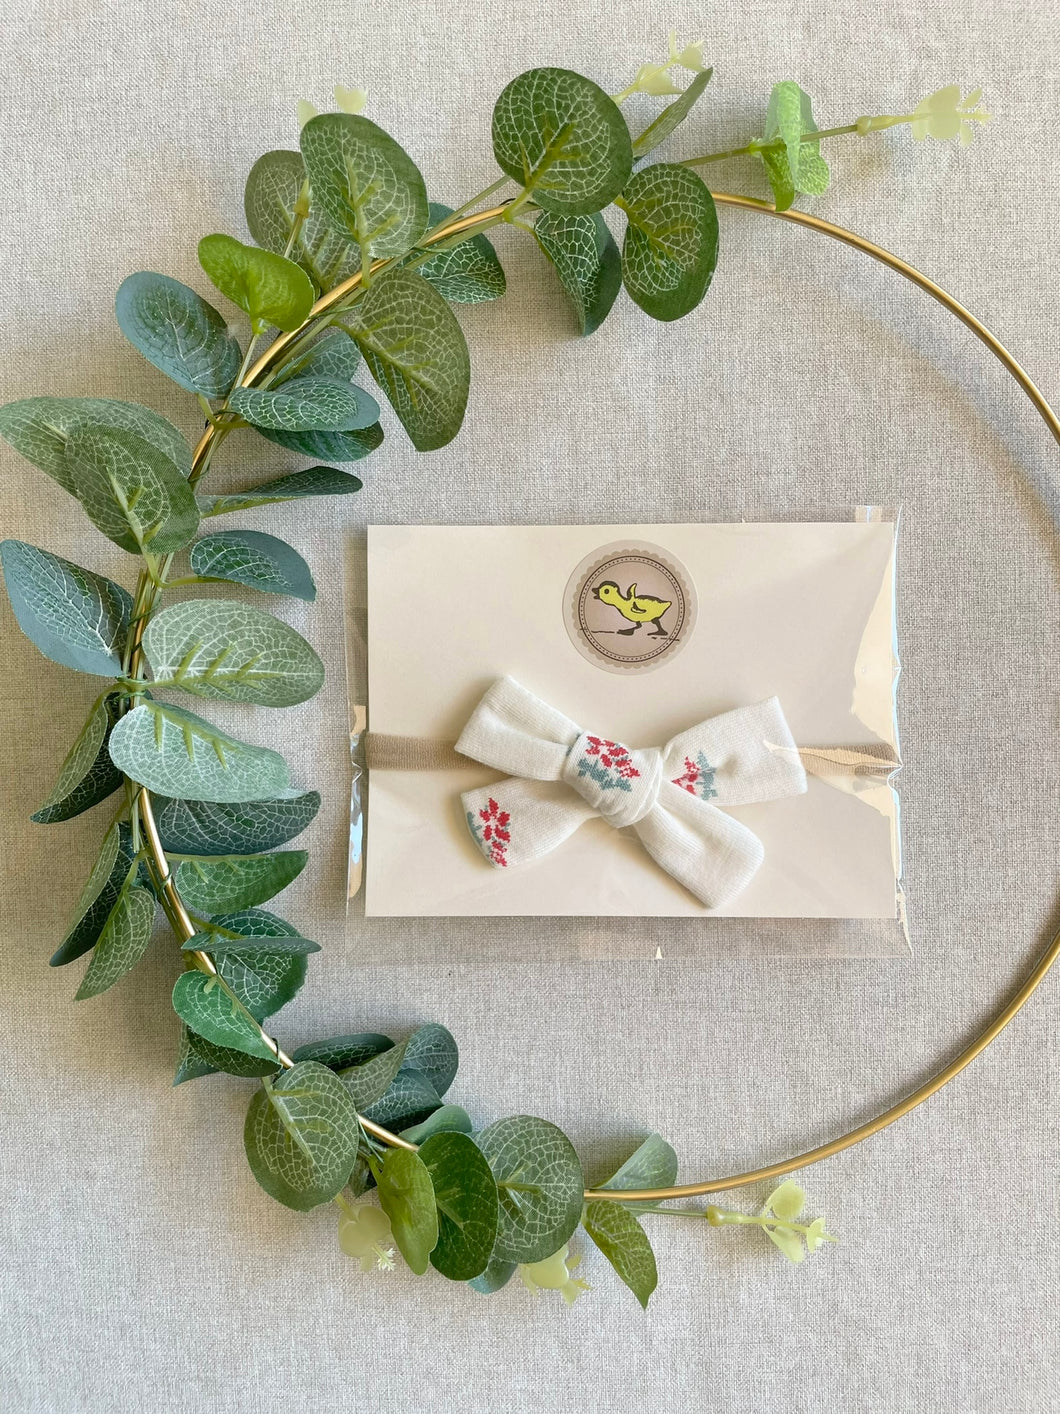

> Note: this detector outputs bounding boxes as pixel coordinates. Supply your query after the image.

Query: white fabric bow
[455,677,808,909]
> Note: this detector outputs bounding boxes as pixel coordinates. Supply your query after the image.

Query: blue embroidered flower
[576,737,640,793]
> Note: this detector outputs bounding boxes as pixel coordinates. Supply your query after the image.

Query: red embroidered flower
[672,754,700,794]
[476,796,510,866]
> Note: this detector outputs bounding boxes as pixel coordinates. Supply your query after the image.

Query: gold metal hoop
[140,193,1060,1202]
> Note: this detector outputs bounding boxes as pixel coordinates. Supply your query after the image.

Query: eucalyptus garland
[0,40,987,1307]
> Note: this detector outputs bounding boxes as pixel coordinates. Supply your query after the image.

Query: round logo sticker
[563,540,696,674]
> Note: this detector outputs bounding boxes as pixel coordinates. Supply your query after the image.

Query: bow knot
[455,678,808,909]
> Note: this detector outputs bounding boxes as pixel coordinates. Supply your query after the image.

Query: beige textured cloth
[0,2,1058,1412]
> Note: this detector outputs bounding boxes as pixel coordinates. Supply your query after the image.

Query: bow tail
[633,784,765,909]
[462,779,595,870]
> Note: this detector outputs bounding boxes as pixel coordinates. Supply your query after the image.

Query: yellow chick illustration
[592,580,672,637]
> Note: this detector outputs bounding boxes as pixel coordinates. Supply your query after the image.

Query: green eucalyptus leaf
[178,1023,280,1081]
[477,1115,584,1265]
[63,424,199,555]
[361,1069,442,1130]
[760,145,795,212]
[198,233,315,334]
[582,1200,658,1309]
[491,67,632,215]
[252,422,382,464]
[108,700,291,802]
[418,204,507,304]
[142,598,324,707]
[338,1038,408,1110]
[766,80,804,203]
[761,82,831,210]
[402,1023,458,1098]
[197,466,364,516]
[533,211,621,335]
[598,1133,679,1196]
[244,1061,361,1210]
[172,970,278,1060]
[173,852,307,913]
[115,272,243,397]
[75,882,156,1000]
[33,691,124,823]
[376,1147,439,1275]
[342,268,469,451]
[618,162,719,321]
[0,541,131,677]
[174,1024,221,1085]
[187,908,311,1018]
[152,790,320,855]
[189,530,316,601]
[421,1131,499,1281]
[274,328,362,384]
[292,1033,393,1069]
[229,378,380,433]
[468,1255,517,1295]
[244,149,361,292]
[51,821,131,966]
[0,397,191,495]
[633,68,714,157]
[300,114,429,262]
[399,1105,474,1143]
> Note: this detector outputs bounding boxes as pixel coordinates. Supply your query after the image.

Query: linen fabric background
[1,2,1057,1411]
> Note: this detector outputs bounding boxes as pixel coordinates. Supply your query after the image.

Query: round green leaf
[33,691,124,823]
[362,1069,442,1131]
[197,466,364,517]
[244,1061,361,1210]
[181,1025,281,1081]
[198,233,315,334]
[376,1147,439,1275]
[152,790,320,855]
[399,1105,474,1144]
[342,268,469,452]
[421,1131,499,1281]
[252,422,382,464]
[477,1115,584,1265]
[299,114,429,261]
[618,162,719,321]
[229,377,379,433]
[186,908,311,1018]
[338,1038,408,1111]
[402,1023,458,1098]
[0,540,131,677]
[582,1200,658,1309]
[108,700,291,803]
[142,598,324,707]
[418,204,506,304]
[173,851,308,913]
[275,328,362,384]
[533,211,622,336]
[292,1033,393,1069]
[115,272,242,397]
[244,149,361,292]
[63,424,199,555]
[190,530,316,601]
[75,882,156,1001]
[491,67,633,215]
[598,1133,679,1194]
[172,970,278,1061]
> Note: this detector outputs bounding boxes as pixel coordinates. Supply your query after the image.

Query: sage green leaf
[361,1069,442,1130]
[190,530,316,601]
[403,1023,458,1098]
[0,541,131,676]
[338,1038,408,1110]
[0,397,190,495]
[229,378,379,433]
[582,1200,658,1309]
[172,970,278,1061]
[292,1033,392,1069]
[182,1024,282,1080]
[174,851,307,913]
[633,68,714,157]
[468,1255,517,1295]
[491,67,633,215]
[33,691,124,823]
[115,272,243,397]
[51,821,131,966]
[186,908,311,1017]
[765,80,805,205]
[477,1115,585,1265]
[244,1061,361,1210]
[198,233,315,334]
[174,1024,221,1085]
[618,162,719,321]
[376,1148,438,1275]
[253,422,382,464]
[197,466,364,516]
[63,424,199,555]
[300,114,429,264]
[75,882,156,1000]
[153,789,320,855]
[343,268,469,452]
[418,204,506,304]
[274,328,361,383]
[421,1131,499,1281]
[598,1133,679,1194]
[400,1105,474,1143]
[244,149,361,292]
[108,700,291,802]
[533,211,621,336]
[761,82,831,210]
[142,598,324,707]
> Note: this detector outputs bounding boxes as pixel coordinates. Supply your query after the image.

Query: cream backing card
[364,522,901,918]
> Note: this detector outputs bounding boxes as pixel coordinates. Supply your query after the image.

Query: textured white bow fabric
[455,677,808,909]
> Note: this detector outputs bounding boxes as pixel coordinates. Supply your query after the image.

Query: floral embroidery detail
[576,736,641,794]
[672,750,718,799]
[467,796,510,866]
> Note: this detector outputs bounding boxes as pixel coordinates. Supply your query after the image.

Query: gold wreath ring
[134,193,1060,1203]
